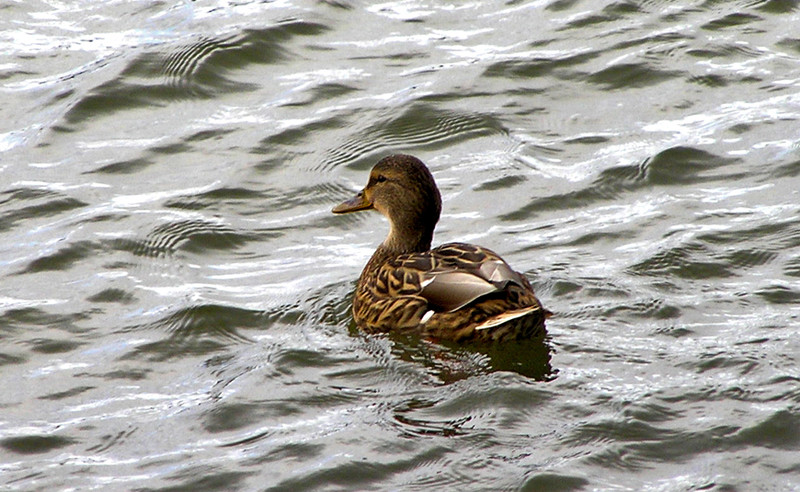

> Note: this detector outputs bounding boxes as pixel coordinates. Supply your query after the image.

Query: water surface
[2,1,800,490]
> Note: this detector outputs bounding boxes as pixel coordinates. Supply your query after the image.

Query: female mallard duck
[332,154,549,343]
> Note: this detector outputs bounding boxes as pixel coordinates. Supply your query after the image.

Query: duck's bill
[332,191,373,214]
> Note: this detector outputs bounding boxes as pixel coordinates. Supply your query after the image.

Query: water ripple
[325,103,508,171]
[0,188,87,233]
[111,218,257,258]
[121,304,266,361]
[63,21,329,125]
[18,241,96,274]
[701,13,762,31]
[586,62,683,90]
[0,435,77,456]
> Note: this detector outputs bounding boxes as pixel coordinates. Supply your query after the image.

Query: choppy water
[2,1,800,490]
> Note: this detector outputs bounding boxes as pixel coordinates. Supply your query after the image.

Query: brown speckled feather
[353,243,547,342]
[333,155,549,343]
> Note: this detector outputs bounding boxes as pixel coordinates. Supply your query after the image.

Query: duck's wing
[397,243,530,312]
[419,270,500,312]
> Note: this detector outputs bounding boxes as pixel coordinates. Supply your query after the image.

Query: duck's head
[332,154,442,253]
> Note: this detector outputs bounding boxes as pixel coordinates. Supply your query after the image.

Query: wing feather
[413,245,527,312]
[419,270,498,312]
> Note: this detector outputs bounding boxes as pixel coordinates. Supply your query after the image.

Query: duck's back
[352,242,548,342]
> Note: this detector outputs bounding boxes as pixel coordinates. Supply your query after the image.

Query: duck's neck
[360,221,434,280]
[385,220,434,254]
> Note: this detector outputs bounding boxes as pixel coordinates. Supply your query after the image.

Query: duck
[332,154,549,343]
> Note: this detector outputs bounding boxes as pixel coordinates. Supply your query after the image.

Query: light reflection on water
[1,0,800,490]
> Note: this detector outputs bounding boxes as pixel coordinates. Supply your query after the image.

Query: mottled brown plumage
[332,154,549,342]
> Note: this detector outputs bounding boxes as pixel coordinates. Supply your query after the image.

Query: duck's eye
[375,175,387,183]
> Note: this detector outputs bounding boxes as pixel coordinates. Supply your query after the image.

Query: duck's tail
[475,305,543,331]
[472,304,549,342]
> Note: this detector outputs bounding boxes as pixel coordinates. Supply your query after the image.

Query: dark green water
[2,1,800,490]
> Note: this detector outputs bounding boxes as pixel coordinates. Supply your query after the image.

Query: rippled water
[2,0,800,490]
